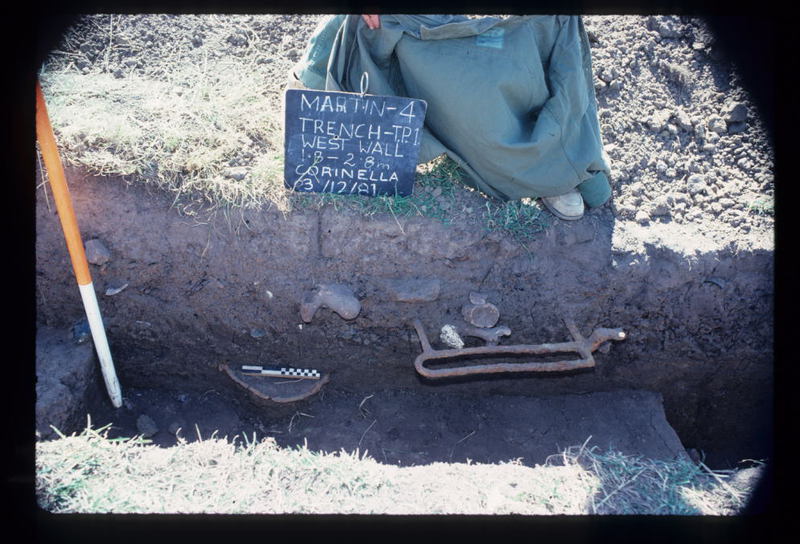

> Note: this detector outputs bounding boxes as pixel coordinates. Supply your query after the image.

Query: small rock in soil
[136,414,159,437]
[647,110,671,132]
[462,293,501,329]
[84,238,111,265]
[71,318,91,344]
[727,122,747,135]
[104,282,129,296]
[673,108,693,131]
[385,278,441,303]
[300,283,361,323]
[723,101,748,123]
[440,324,464,349]
[651,195,671,216]
[226,31,248,47]
[224,166,248,181]
[648,15,683,39]
[717,197,736,210]
[168,420,186,435]
[687,174,708,195]
[707,116,727,135]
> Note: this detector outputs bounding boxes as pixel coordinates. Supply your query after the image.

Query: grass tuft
[36,424,759,515]
[483,197,549,245]
[746,197,774,216]
[562,443,752,515]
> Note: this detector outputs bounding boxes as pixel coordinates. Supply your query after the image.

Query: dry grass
[36,422,760,515]
[37,14,549,239]
[39,65,547,237]
[39,67,286,212]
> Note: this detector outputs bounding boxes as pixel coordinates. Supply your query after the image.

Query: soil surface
[40,327,690,468]
[36,14,775,471]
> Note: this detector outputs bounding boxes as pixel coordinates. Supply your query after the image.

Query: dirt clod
[136,414,159,437]
[84,238,111,266]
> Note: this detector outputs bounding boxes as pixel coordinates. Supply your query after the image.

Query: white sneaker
[541,189,585,220]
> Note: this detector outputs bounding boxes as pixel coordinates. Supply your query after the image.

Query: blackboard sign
[284,88,427,197]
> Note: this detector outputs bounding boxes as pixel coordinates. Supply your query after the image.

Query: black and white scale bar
[240,365,321,380]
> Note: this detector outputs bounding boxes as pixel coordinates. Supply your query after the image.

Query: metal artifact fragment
[410,318,626,379]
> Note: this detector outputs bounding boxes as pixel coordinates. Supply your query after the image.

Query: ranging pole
[35,80,123,408]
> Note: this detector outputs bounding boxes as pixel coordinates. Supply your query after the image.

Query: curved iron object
[411,318,626,379]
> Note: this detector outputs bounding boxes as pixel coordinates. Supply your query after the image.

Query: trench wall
[35,169,774,460]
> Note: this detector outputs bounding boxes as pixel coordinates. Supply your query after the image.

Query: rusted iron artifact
[411,318,626,379]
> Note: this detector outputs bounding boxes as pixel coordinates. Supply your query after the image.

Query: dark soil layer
[82,384,690,468]
[36,166,773,468]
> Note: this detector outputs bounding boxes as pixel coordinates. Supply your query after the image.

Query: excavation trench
[35,168,774,469]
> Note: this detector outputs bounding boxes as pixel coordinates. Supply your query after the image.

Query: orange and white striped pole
[35,80,123,408]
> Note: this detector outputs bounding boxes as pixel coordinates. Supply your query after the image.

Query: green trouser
[294,15,611,207]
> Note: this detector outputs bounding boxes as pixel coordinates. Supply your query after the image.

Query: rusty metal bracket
[411,318,626,379]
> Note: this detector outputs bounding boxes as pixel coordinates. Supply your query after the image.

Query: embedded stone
[85,238,111,265]
[723,102,748,123]
[300,283,361,323]
[707,116,727,134]
[687,174,708,195]
[440,324,464,349]
[385,278,441,303]
[136,414,158,438]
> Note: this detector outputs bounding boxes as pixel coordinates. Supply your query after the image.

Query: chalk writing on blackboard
[284,89,427,198]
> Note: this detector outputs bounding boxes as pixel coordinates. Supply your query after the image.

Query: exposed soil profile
[35,14,774,471]
[36,162,773,468]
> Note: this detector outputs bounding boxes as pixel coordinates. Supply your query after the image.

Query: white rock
[707,116,727,134]
[673,108,693,130]
[440,325,464,349]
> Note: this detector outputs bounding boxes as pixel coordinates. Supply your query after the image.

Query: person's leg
[541,170,610,220]
[290,15,346,90]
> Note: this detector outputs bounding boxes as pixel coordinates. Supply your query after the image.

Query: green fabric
[578,171,612,208]
[295,15,611,206]
[294,15,346,90]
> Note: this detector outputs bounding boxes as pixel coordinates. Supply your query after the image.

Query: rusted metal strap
[411,319,626,379]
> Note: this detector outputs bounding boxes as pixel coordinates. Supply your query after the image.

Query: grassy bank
[37,14,549,243]
[36,423,756,515]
